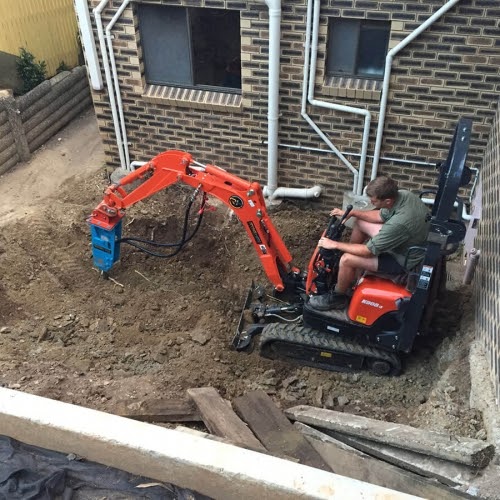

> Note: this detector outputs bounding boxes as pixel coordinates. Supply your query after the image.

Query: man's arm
[318,238,373,257]
[331,208,383,223]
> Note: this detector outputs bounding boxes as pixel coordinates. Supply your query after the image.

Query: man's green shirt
[366,191,430,270]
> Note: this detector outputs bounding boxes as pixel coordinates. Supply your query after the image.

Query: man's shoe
[309,292,349,311]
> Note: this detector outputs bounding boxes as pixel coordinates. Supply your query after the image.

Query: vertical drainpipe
[94,0,127,170]
[263,0,323,200]
[301,0,358,194]
[371,0,462,179]
[264,0,281,199]
[308,0,369,195]
[74,0,103,90]
[106,0,132,169]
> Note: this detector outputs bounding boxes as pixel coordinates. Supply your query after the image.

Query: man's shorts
[377,253,406,274]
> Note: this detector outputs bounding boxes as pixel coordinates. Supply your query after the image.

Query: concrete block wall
[0,66,91,175]
[87,0,499,207]
[475,99,500,406]
[0,104,20,174]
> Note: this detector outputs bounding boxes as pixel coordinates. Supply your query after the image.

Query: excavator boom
[88,150,296,291]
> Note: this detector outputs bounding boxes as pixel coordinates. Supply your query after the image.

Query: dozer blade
[231,282,264,351]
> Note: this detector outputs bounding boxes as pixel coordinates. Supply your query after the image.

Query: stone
[337,396,350,407]
[191,332,211,345]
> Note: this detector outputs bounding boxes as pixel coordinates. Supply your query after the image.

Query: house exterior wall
[475,99,500,405]
[0,0,80,80]
[86,0,499,207]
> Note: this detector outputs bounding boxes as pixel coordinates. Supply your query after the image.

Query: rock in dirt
[337,396,350,407]
[190,331,211,345]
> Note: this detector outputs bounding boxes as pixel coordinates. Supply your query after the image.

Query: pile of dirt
[0,112,485,441]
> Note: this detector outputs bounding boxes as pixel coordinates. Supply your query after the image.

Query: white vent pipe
[371,0,463,179]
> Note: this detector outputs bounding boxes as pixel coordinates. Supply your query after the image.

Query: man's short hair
[366,176,398,200]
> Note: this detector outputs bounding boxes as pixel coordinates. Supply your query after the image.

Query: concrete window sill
[142,84,242,112]
[322,76,382,101]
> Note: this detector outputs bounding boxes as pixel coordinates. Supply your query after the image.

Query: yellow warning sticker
[356,315,367,324]
[320,352,332,358]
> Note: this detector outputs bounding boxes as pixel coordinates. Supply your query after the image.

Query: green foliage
[56,61,70,74]
[16,47,47,94]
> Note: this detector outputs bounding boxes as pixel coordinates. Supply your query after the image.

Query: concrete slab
[0,387,420,500]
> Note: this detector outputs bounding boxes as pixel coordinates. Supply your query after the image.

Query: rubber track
[259,322,401,376]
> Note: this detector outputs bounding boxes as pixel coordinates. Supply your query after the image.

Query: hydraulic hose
[118,190,206,258]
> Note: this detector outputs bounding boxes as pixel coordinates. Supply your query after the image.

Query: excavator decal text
[247,221,262,244]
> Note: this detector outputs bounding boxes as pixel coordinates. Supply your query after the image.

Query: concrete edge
[0,388,419,500]
[469,340,500,464]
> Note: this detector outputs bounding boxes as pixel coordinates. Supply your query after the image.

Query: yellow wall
[0,0,79,77]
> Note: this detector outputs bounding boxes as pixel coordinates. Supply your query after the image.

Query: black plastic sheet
[0,435,211,500]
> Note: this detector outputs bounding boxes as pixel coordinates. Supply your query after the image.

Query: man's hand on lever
[318,236,338,250]
[330,207,350,218]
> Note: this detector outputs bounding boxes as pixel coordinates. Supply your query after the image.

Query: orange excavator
[89,118,472,375]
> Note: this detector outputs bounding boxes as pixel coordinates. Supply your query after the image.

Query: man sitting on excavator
[309,175,430,311]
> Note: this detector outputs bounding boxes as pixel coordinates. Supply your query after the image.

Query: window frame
[326,18,390,81]
[138,4,242,94]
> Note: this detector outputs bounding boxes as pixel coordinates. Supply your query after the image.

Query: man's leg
[334,218,382,292]
[350,219,383,243]
[335,253,378,294]
[309,253,379,311]
[309,218,382,311]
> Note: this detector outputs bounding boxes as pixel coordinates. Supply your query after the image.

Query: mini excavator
[89,118,473,375]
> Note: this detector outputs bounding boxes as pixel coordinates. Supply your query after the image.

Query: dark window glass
[326,19,358,76]
[139,6,192,86]
[138,5,241,92]
[357,22,390,78]
[326,19,390,80]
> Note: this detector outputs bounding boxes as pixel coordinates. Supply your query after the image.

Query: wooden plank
[296,423,472,500]
[328,432,476,487]
[186,387,266,452]
[232,390,332,472]
[115,399,202,423]
[285,405,494,468]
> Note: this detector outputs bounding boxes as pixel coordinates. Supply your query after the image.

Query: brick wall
[475,99,500,406]
[86,0,499,207]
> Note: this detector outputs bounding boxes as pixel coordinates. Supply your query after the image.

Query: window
[138,5,241,93]
[326,19,390,80]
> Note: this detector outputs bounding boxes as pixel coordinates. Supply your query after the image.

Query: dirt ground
[0,109,486,444]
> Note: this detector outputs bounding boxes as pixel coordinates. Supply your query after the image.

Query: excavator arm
[88,150,296,291]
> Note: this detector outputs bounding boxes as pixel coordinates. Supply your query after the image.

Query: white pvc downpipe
[371,0,463,179]
[307,0,370,196]
[93,0,127,170]
[74,0,102,90]
[301,0,357,194]
[94,0,323,196]
[265,0,281,197]
[106,0,132,169]
[264,0,322,201]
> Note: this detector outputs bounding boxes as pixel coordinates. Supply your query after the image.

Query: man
[309,176,430,311]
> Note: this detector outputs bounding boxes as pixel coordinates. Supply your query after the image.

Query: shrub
[16,47,47,93]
